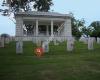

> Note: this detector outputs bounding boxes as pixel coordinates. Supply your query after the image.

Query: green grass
[0,41,100,80]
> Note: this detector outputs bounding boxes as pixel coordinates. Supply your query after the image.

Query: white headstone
[92,37,96,43]
[67,37,74,51]
[0,37,4,48]
[5,38,10,44]
[53,38,59,45]
[16,41,23,54]
[42,41,49,52]
[36,40,42,47]
[97,37,100,44]
[88,37,94,50]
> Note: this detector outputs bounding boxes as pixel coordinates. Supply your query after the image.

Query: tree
[71,14,85,39]
[0,0,53,15]
[81,26,91,37]
[34,0,53,12]
[89,21,100,38]
[1,0,33,15]
[1,33,10,38]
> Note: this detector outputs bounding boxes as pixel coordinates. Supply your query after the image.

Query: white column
[46,25,49,36]
[34,25,36,36]
[15,17,23,54]
[65,19,72,38]
[16,18,23,37]
[36,20,39,36]
[51,20,54,36]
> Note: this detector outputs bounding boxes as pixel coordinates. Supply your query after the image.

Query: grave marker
[5,38,10,44]
[53,38,59,45]
[97,37,100,44]
[0,37,4,48]
[88,37,94,50]
[42,41,49,53]
[67,37,74,51]
[16,41,23,54]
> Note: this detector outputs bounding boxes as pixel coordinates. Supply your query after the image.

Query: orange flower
[35,47,44,57]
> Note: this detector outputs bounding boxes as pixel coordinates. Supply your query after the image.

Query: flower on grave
[35,47,44,57]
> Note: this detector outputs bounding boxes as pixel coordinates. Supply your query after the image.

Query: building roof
[15,11,72,18]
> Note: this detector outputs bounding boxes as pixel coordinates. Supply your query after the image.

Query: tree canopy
[88,21,100,37]
[0,0,53,15]
[71,13,85,38]
[34,0,53,12]
[0,33,10,38]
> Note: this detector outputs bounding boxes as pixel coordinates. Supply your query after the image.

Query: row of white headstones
[0,37,100,54]
[16,37,100,54]
[0,37,10,48]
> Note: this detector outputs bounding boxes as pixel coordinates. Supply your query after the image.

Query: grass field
[0,41,100,80]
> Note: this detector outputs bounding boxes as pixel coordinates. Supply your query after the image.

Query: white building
[15,11,72,42]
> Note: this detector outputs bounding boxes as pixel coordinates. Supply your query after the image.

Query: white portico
[15,11,72,42]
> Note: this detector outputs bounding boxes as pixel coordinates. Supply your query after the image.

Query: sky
[0,0,100,36]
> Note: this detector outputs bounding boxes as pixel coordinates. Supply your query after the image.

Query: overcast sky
[0,0,100,36]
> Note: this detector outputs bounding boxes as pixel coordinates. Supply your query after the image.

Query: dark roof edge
[15,11,72,18]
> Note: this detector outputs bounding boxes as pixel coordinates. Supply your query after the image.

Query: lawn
[0,41,100,80]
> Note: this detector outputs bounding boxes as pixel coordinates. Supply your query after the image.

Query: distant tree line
[71,13,100,39]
